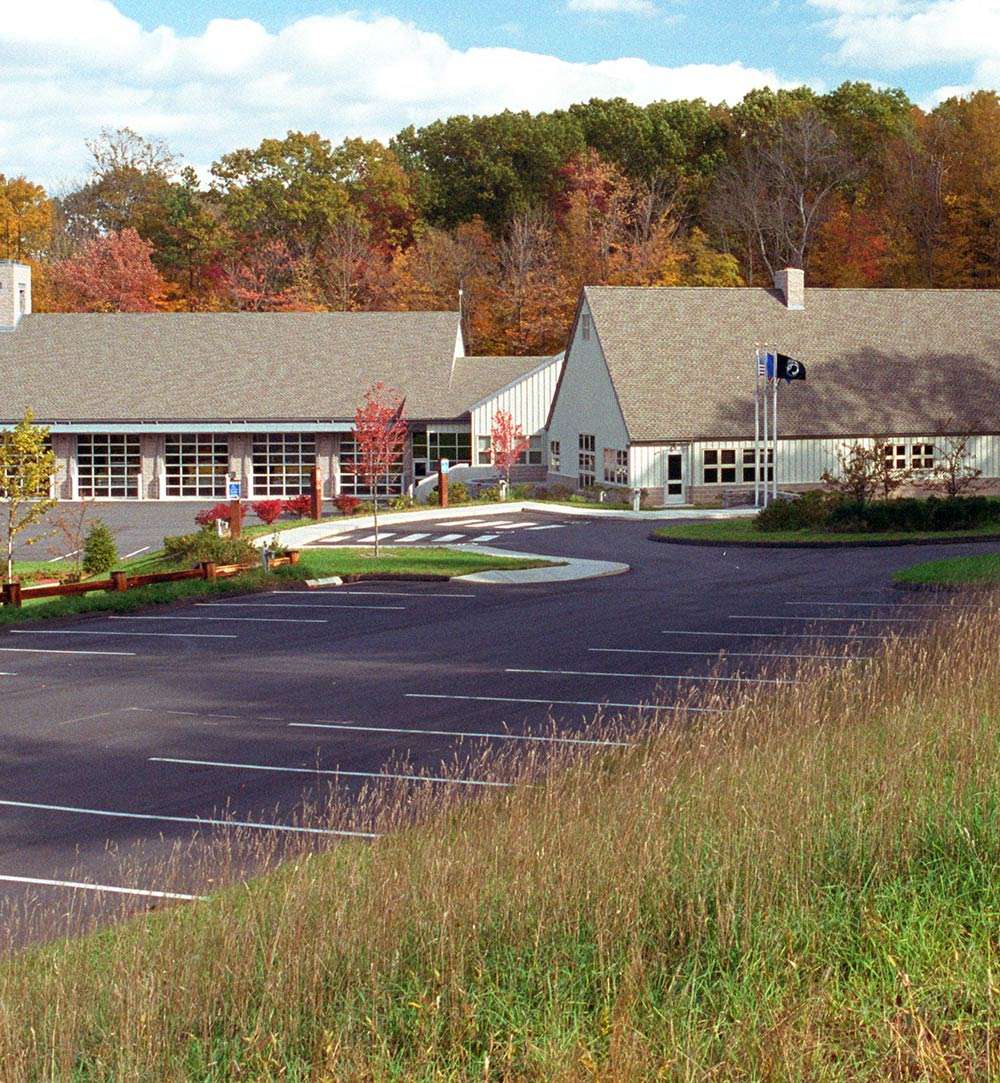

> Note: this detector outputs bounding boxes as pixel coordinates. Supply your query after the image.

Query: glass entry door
[664,452,685,504]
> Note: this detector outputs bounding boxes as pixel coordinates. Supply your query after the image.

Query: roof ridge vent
[774,267,804,310]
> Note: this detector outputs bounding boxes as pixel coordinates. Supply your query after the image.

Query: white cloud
[0,0,789,187]
[567,0,659,14]
[809,0,1000,99]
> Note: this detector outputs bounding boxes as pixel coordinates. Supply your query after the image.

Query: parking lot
[0,517,990,941]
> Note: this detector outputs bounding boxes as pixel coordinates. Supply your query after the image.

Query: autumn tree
[222,238,319,312]
[50,228,167,312]
[0,412,57,582]
[821,441,907,503]
[932,435,983,497]
[490,410,531,487]
[0,176,53,261]
[353,383,407,556]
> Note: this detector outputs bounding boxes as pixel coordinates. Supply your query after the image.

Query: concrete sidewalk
[450,545,628,584]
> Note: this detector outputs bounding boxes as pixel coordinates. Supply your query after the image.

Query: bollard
[310,464,322,521]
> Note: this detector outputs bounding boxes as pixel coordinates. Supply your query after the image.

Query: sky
[2,0,999,189]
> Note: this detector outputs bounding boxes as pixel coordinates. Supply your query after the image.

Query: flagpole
[772,350,779,502]
[754,345,761,509]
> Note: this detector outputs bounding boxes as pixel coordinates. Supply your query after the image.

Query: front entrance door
[664,452,685,504]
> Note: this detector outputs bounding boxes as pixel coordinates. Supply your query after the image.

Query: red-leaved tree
[490,409,530,486]
[353,382,407,555]
[50,228,166,311]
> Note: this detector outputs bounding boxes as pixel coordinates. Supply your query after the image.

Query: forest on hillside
[3,83,999,355]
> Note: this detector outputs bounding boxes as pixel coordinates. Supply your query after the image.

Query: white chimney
[0,261,31,330]
[773,267,804,310]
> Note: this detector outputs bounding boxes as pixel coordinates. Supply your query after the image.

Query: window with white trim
[703,448,737,485]
[519,435,543,465]
[165,434,229,498]
[578,433,596,487]
[476,435,492,465]
[603,448,629,485]
[911,443,935,470]
[252,433,316,496]
[77,434,141,498]
[339,434,403,497]
[884,443,908,471]
[550,440,561,472]
[412,430,471,478]
[742,447,774,483]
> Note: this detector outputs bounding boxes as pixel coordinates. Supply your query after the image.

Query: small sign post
[438,458,449,508]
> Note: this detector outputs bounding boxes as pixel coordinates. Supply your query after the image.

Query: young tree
[932,435,983,497]
[82,520,118,576]
[353,383,407,556]
[490,409,531,487]
[50,228,166,311]
[46,496,97,579]
[821,442,880,504]
[0,412,57,582]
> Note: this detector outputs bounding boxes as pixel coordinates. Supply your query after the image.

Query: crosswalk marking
[433,533,464,542]
[356,532,394,543]
[395,533,430,542]
[526,524,564,531]
[472,534,499,542]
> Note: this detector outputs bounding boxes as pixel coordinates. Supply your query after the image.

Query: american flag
[755,351,769,378]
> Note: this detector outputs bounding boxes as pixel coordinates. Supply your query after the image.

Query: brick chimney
[773,267,804,310]
[0,261,31,330]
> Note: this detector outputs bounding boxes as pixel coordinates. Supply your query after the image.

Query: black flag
[776,353,806,382]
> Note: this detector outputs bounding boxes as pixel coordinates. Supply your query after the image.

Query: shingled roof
[584,286,1000,442]
[0,311,473,422]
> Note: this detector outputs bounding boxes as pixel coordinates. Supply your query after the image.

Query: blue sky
[2,0,997,186]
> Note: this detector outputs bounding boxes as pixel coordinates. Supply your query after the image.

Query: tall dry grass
[0,602,998,1080]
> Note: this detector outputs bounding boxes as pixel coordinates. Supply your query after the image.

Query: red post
[229,499,242,538]
[310,464,322,521]
[110,571,128,592]
[438,464,448,508]
[2,582,22,608]
[200,561,217,581]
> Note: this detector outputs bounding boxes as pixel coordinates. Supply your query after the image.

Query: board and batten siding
[469,355,563,449]
[546,300,629,480]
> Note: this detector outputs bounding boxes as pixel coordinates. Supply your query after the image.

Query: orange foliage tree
[50,228,166,311]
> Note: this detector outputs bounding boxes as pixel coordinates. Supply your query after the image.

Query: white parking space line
[0,874,204,901]
[0,799,378,839]
[150,756,513,788]
[661,629,892,640]
[491,522,536,530]
[590,647,853,660]
[9,629,237,640]
[506,667,795,685]
[0,646,136,657]
[395,533,430,543]
[406,693,723,711]
[110,615,328,624]
[472,534,499,542]
[195,601,405,611]
[47,549,80,563]
[122,546,150,560]
[730,614,923,623]
[786,600,980,609]
[433,533,465,542]
[279,590,476,599]
[290,721,633,747]
[0,672,16,676]
[355,533,394,543]
[525,524,565,531]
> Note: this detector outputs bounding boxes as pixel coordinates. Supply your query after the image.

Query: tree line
[3,82,999,354]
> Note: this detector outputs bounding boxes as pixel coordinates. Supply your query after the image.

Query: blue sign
[227,479,241,499]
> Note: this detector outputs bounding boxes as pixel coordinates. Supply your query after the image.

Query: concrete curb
[448,545,629,585]
[650,531,1000,550]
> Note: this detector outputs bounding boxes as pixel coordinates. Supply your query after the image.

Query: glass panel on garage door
[252,433,317,497]
[339,435,403,497]
[164,434,229,497]
[77,434,141,498]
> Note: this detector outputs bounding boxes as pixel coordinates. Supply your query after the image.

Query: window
[252,433,316,497]
[18,288,26,315]
[581,314,591,341]
[578,433,596,487]
[77,434,141,498]
[911,443,935,470]
[164,434,229,498]
[520,435,543,466]
[339,434,403,497]
[742,447,774,483]
[703,448,737,485]
[885,443,908,471]
[603,448,629,486]
[411,430,471,478]
[476,436,492,465]
[550,440,561,472]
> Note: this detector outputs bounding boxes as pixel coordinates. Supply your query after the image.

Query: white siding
[629,444,692,489]
[470,355,563,449]
[546,300,629,484]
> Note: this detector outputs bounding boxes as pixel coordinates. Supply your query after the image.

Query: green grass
[0,547,554,626]
[893,551,1000,586]
[0,608,999,1078]
[655,517,1000,545]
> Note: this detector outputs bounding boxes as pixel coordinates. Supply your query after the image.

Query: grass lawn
[1,606,999,1077]
[654,517,1000,545]
[0,547,554,626]
[893,551,1000,586]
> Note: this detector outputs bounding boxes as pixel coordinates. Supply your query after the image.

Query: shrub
[282,495,313,518]
[162,527,257,566]
[826,495,1000,534]
[334,494,362,516]
[388,494,415,511]
[427,481,470,505]
[479,484,502,502]
[252,499,285,525]
[194,502,231,527]
[509,483,532,500]
[756,490,837,532]
[82,521,118,575]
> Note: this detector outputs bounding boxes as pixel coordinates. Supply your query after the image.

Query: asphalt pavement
[0,517,993,943]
